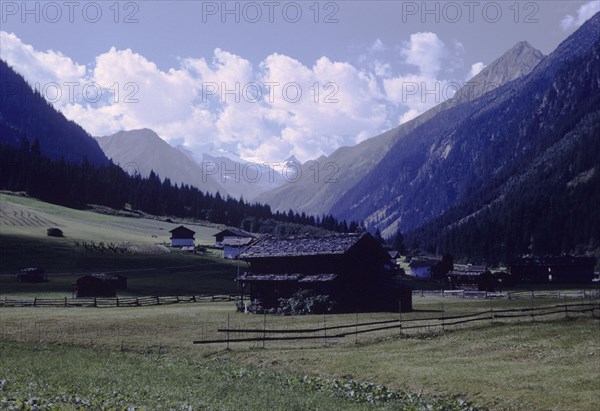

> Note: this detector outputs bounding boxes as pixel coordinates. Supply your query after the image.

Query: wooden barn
[510,256,596,283]
[237,233,412,313]
[16,267,47,283]
[408,258,440,279]
[448,266,494,291]
[75,274,117,298]
[169,225,195,247]
[213,228,255,247]
[222,236,254,259]
[388,250,401,267]
[46,227,63,237]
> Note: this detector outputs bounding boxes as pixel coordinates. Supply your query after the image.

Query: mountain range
[0,59,108,165]
[95,129,288,200]
[1,12,598,261]
[331,12,599,239]
[95,129,225,195]
[255,40,546,218]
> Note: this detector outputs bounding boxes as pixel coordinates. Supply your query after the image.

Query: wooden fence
[193,301,600,347]
[412,289,600,300]
[0,294,236,308]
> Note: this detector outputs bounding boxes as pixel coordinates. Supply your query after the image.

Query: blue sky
[1,0,598,162]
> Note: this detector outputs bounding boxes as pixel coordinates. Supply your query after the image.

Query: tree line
[0,139,360,235]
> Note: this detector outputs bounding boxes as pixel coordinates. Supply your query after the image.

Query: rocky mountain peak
[454,41,544,104]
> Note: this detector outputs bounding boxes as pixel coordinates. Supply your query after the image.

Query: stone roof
[510,256,596,267]
[213,228,255,238]
[221,237,254,246]
[237,273,337,282]
[238,233,366,259]
[169,225,195,236]
[408,259,440,268]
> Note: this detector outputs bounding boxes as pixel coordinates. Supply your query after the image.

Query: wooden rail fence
[412,289,599,300]
[193,301,600,346]
[0,294,236,308]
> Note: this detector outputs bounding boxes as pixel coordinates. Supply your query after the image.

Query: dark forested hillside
[256,41,544,218]
[331,13,600,262]
[0,59,108,165]
[0,141,358,235]
[406,41,600,263]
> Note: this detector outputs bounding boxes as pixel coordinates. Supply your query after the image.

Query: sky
[1,0,599,163]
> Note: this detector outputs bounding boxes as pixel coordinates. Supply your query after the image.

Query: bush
[277,290,336,315]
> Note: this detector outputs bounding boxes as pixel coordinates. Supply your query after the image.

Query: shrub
[277,290,336,315]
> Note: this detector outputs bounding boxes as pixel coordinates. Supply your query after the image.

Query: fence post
[64,297,67,307]
[262,312,266,349]
[531,296,534,322]
[355,311,358,345]
[116,297,120,308]
[490,299,494,324]
[564,295,568,318]
[323,313,327,347]
[33,297,37,307]
[441,302,445,332]
[398,300,403,335]
[226,314,230,350]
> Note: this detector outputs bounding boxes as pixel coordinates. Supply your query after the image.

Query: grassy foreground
[0,341,481,411]
[1,298,598,410]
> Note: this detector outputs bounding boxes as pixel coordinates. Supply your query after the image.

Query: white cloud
[561,1,600,30]
[383,32,459,124]
[369,38,386,53]
[401,32,446,77]
[0,30,473,163]
[0,32,86,85]
[467,62,486,80]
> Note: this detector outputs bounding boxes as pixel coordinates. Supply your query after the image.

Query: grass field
[1,297,599,410]
[0,192,242,298]
[1,193,599,410]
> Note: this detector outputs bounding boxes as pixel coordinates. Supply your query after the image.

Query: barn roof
[298,274,337,283]
[237,273,301,282]
[213,228,255,238]
[448,269,486,277]
[222,237,254,246]
[169,225,195,236]
[237,273,337,282]
[510,256,596,267]
[408,259,440,268]
[238,233,368,258]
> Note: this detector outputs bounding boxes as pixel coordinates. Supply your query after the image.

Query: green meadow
[1,192,599,410]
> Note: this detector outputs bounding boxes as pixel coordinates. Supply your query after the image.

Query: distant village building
[510,256,596,283]
[16,267,47,283]
[408,258,440,279]
[46,227,63,237]
[222,236,254,259]
[75,274,117,298]
[213,228,255,248]
[448,265,492,291]
[237,233,412,313]
[169,225,195,247]
[388,250,401,267]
